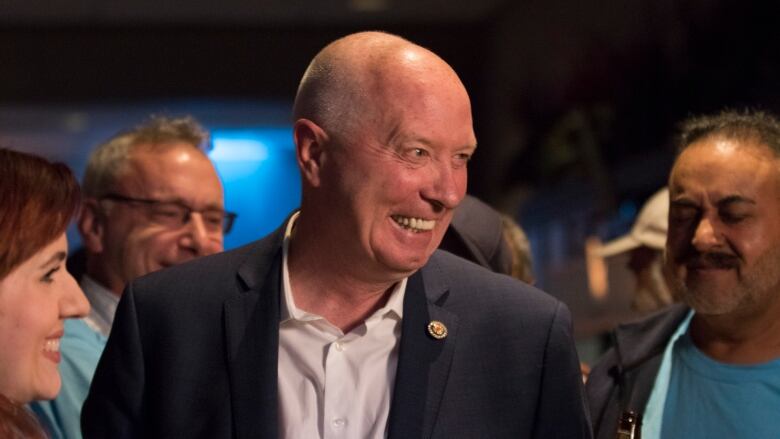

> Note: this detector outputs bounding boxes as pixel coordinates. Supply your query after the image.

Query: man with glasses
[31,115,233,439]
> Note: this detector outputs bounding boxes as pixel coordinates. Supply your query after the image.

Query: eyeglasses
[100,193,237,235]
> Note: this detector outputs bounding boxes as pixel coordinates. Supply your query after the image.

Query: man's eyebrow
[39,251,67,268]
[162,197,224,211]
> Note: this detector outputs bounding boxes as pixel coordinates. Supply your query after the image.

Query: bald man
[82,32,591,439]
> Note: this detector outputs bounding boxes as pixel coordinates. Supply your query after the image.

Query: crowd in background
[2,30,780,439]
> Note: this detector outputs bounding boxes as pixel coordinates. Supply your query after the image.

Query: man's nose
[691,216,721,252]
[422,160,465,211]
[182,213,220,254]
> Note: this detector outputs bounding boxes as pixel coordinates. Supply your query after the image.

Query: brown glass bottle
[615,410,641,439]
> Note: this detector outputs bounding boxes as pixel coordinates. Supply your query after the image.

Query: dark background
[3,0,778,207]
[2,0,778,342]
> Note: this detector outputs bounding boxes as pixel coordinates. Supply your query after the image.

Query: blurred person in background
[597,188,674,313]
[0,148,90,438]
[588,110,780,439]
[439,194,535,283]
[31,116,233,438]
[500,213,535,284]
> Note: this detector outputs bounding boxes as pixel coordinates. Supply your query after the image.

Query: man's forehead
[123,145,204,174]
[673,139,770,176]
[670,142,780,204]
[116,146,221,198]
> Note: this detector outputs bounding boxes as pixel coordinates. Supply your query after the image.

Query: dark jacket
[586,304,690,439]
[82,222,592,439]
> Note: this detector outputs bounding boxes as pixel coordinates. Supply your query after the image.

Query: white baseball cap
[598,188,669,257]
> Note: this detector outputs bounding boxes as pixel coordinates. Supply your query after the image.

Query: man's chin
[376,253,430,279]
[143,263,174,276]
[155,257,197,272]
[680,286,743,316]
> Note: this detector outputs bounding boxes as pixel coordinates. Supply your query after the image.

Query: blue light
[209,127,301,249]
[618,201,638,221]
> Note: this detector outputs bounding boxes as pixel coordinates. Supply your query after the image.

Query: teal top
[641,311,693,439]
[660,331,780,438]
[30,318,107,439]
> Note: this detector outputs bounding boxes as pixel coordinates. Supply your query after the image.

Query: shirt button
[331,417,347,428]
[334,341,344,351]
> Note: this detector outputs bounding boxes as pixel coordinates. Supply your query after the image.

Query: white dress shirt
[278,213,407,439]
[81,275,119,337]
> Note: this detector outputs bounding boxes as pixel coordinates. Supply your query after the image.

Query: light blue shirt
[641,311,693,439]
[661,332,780,438]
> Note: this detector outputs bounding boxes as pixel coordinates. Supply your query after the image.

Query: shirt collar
[81,274,120,337]
[280,212,406,325]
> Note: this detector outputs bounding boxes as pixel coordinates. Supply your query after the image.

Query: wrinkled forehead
[364,63,473,127]
[676,136,743,171]
[117,146,223,201]
[670,138,780,200]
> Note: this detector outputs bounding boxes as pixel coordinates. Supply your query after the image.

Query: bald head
[290,31,476,281]
[293,31,467,137]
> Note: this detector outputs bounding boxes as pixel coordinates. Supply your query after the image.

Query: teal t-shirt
[661,332,780,438]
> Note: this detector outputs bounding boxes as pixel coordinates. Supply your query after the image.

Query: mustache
[681,252,740,269]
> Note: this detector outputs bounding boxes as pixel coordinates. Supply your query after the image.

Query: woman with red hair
[0,148,90,437]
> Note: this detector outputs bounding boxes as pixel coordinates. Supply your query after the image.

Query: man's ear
[294,119,329,188]
[78,199,105,254]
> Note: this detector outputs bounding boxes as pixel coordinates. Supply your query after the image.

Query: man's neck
[287,220,405,333]
[690,295,780,364]
[85,260,125,297]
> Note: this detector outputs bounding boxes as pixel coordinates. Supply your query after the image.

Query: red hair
[0,394,45,438]
[0,148,81,280]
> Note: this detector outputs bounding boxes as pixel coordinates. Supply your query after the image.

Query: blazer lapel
[224,231,285,439]
[388,261,459,439]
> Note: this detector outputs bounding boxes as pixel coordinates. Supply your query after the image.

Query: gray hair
[82,115,210,197]
[678,109,780,157]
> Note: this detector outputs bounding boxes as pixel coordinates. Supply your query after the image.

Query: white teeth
[392,215,436,232]
[44,339,60,353]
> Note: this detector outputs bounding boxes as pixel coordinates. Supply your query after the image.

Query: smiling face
[84,144,225,295]
[305,48,477,282]
[666,136,780,317]
[0,233,89,403]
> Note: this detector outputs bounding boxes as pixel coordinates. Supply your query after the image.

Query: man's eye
[203,213,225,226]
[152,207,183,218]
[454,153,471,164]
[403,147,429,160]
[720,211,748,224]
[669,207,698,222]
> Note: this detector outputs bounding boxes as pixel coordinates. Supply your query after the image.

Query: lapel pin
[427,320,448,340]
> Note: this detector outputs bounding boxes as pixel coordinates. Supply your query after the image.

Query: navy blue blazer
[82,224,591,438]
